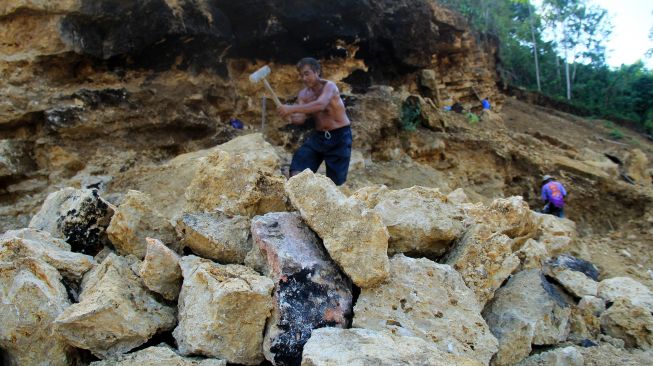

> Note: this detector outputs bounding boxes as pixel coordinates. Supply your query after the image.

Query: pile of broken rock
[1,134,652,366]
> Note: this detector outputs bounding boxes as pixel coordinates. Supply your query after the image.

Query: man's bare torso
[299,80,350,131]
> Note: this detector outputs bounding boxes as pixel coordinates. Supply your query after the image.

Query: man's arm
[278,82,336,117]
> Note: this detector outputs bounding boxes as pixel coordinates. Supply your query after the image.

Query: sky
[589,0,653,68]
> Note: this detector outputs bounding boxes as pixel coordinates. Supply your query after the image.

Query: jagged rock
[600,297,653,349]
[173,255,274,365]
[579,295,606,316]
[483,270,573,366]
[285,170,389,288]
[515,239,549,270]
[0,228,96,281]
[106,190,179,259]
[353,254,498,365]
[53,254,176,358]
[176,211,251,264]
[184,149,288,217]
[568,296,603,342]
[624,148,650,184]
[515,346,584,366]
[301,328,483,366]
[89,345,226,366]
[447,187,470,204]
[349,184,390,209]
[577,342,653,365]
[465,196,537,244]
[544,255,599,298]
[249,212,353,366]
[29,187,114,255]
[216,133,282,171]
[139,237,182,301]
[0,257,75,366]
[0,139,32,178]
[597,277,653,313]
[372,186,465,257]
[532,213,577,257]
[445,224,519,307]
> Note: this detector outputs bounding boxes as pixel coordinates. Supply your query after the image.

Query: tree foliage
[440,0,653,134]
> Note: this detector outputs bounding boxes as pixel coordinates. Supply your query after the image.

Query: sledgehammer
[249,65,282,107]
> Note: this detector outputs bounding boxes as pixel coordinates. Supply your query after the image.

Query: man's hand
[277,104,293,119]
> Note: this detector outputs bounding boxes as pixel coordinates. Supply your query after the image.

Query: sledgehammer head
[249,65,271,83]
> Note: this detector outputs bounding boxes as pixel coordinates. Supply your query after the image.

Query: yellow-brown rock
[285,170,389,288]
[139,237,182,301]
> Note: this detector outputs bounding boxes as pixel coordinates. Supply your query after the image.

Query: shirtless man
[277,57,352,185]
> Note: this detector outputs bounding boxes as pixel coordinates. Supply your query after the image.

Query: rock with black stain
[544,255,600,298]
[29,187,114,255]
[248,212,353,366]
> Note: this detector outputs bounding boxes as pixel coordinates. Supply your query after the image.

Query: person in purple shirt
[541,175,567,218]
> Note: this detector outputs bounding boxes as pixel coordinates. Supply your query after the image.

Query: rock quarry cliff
[2,0,653,365]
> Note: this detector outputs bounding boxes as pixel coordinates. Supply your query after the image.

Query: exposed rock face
[249,212,353,366]
[139,237,182,301]
[445,224,519,307]
[353,254,498,365]
[597,277,653,313]
[29,188,114,255]
[0,257,74,366]
[544,255,600,298]
[0,139,33,178]
[372,186,465,257]
[0,228,96,281]
[483,270,573,366]
[184,149,288,217]
[515,346,584,366]
[107,190,179,258]
[532,213,577,257]
[302,328,483,366]
[53,253,176,358]
[624,148,650,184]
[89,345,226,366]
[173,255,274,365]
[600,297,653,349]
[176,211,251,264]
[285,170,389,288]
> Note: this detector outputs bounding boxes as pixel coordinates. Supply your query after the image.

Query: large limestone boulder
[139,237,182,301]
[515,238,549,270]
[515,346,584,366]
[372,186,465,257]
[483,270,573,366]
[445,224,519,307]
[53,254,176,358]
[176,211,251,264]
[568,295,604,342]
[532,212,577,257]
[0,257,74,366]
[249,212,353,366]
[544,255,599,298]
[349,184,390,208]
[285,170,389,288]
[0,228,96,281]
[106,190,179,259]
[173,255,274,365]
[353,254,498,365]
[89,345,226,366]
[600,297,653,349]
[597,277,653,312]
[302,328,483,366]
[465,196,537,243]
[29,187,114,255]
[184,149,288,217]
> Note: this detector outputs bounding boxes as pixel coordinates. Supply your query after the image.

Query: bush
[400,98,421,132]
[609,128,624,140]
[466,112,480,125]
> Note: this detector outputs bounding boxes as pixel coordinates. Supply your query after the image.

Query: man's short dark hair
[297,57,321,76]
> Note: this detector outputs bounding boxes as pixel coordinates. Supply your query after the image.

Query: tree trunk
[528,5,542,92]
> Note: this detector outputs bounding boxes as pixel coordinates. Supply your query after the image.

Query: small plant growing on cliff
[466,112,479,125]
[609,128,624,140]
[400,99,421,132]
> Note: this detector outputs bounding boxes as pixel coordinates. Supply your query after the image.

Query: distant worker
[277,57,352,185]
[481,98,491,110]
[541,175,567,218]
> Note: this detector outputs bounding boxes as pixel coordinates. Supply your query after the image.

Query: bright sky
[589,0,653,68]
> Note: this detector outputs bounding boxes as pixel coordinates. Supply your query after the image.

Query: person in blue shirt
[541,175,567,218]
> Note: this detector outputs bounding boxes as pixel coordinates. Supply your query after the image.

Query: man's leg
[289,137,322,177]
[324,129,352,185]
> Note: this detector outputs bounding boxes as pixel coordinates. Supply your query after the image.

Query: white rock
[139,237,182,300]
[600,297,653,349]
[353,254,498,365]
[89,344,226,366]
[532,212,577,257]
[597,277,653,313]
[515,346,584,366]
[173,255,274,365]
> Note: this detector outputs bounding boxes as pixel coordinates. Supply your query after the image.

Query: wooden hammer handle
[262,79,283,107]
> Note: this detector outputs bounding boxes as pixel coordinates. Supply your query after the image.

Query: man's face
[299,65,319,87]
